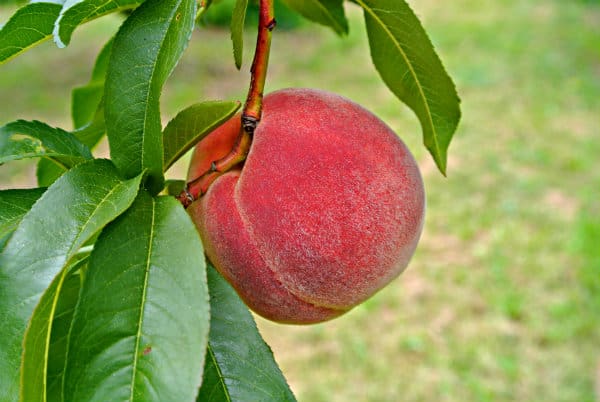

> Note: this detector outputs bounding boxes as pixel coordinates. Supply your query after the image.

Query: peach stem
[177,0,275,208]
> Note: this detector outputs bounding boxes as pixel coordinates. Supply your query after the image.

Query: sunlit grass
[1,0,599,400]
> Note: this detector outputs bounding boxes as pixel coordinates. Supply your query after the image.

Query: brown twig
[177,0,275,208]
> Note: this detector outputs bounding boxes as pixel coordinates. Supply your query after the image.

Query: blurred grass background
[1,0,599,400]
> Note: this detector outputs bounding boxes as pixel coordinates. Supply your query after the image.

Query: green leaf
[0,159,142,402]
[281,0,348,35]
[105,0,198,193]
[0,188,45,240]
[355,0,461,175]
[53,0,143,48]
[69,35,113,156]
[36,159,68,187]
[0,120,92,167]
[73,101,107,148]
[36,100,109,187]
[89,36,113,82]
[0,187,44,250]
[162,100,241,170]
[72,84,105,129]
[38,34,112,186]
[63,192,209,402]
[0,2,63,64]
[230,0,248,69]
[46,262,84,402]
[0,0,138,62]
[71,34,111,127]
[21,257,86,402]
[36,101,109,187]
[71,36,112,141]
[197,264,296,402]
[163,179,186,196]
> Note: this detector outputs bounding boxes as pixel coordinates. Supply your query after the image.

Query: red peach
[188,88,425,324]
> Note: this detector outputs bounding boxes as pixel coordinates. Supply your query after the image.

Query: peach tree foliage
[0,0,460,401]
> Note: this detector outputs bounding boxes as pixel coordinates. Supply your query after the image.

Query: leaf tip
[434,153,448,177]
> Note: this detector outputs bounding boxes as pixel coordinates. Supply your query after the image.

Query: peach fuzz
[187,88,425,324]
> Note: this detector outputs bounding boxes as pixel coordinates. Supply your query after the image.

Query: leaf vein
[207,344,231,402]
[128,196,155,401]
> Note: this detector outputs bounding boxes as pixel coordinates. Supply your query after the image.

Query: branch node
[242,115,259,134]
[176,188,194,209]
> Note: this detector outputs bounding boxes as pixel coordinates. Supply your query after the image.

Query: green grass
[1,0,600,400]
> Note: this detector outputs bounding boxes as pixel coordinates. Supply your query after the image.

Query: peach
[187,88,425,324]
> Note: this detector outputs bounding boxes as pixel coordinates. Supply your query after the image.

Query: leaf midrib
[65,177,128,259]
[59,275,79,402]
[207,344,232,402]
[128,197,156,401]
[40,269,69,402]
